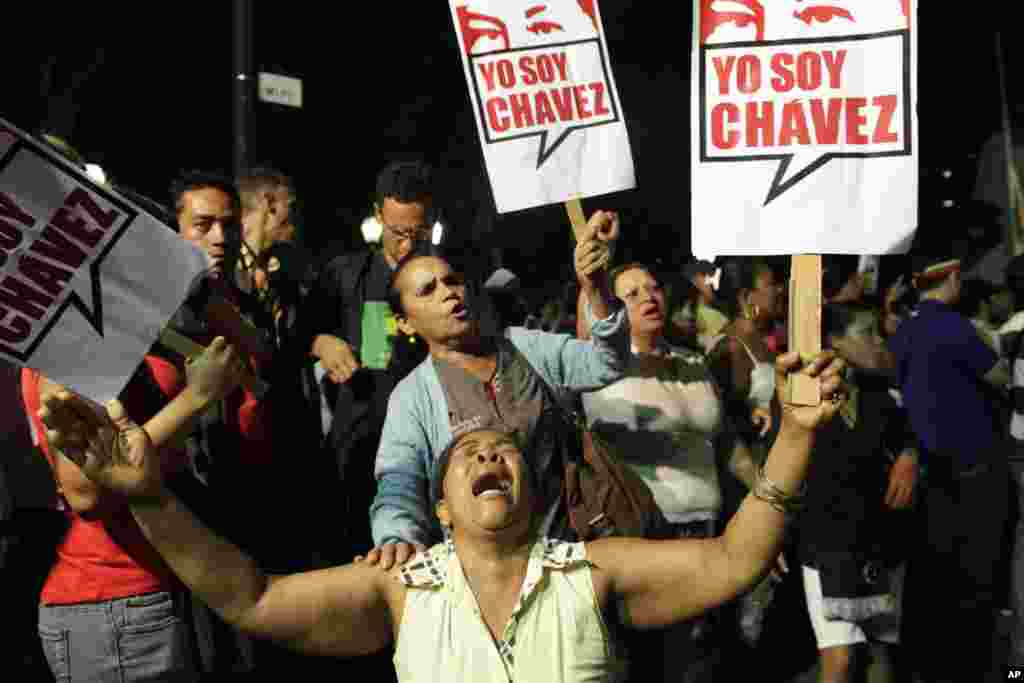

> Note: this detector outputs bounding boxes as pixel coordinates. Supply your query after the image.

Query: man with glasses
[299,161,440,682]
[303,161,439,559]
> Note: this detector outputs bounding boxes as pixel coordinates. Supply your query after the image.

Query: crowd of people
[0,148,1020,683]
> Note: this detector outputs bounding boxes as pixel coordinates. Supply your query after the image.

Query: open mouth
[472,472,512,498]
[640,303,662,319]
[451,302,469,320]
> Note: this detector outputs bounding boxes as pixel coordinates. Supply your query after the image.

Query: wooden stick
[565,198,588,241]
[159,327,207,359]
[786,254,822,406]
[158,328,270,399]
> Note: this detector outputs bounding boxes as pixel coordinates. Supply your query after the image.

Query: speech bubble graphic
[0,130,139,363]
[468,38,620,169]
[699,30,912,206]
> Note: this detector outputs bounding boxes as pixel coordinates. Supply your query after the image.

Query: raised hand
[574,210,616,290]
[38,395,165,503]
[774,350,846,432]
[594,210,620,246]
[185,336,247,404]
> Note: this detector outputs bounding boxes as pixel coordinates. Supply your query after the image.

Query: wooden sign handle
[158,328,270,399]
[565,198,588,241]
[786,254,822,406]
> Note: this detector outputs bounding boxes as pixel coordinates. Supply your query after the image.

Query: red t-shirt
[22,356,187,605]
[195,282,274,467]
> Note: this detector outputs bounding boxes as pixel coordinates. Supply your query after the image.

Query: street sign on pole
[258,72,303,109]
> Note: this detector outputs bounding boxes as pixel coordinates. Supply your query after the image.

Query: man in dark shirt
[798,303,919,683]
[887,254,1010,683]
[302,161,438,563]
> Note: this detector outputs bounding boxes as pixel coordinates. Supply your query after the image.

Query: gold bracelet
[752,465,807,515]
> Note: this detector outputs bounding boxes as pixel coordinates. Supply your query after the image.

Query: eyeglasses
[382,222,432,243]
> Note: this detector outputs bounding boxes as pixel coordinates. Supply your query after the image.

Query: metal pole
[995,32,1021,257]
[232,0,253,179]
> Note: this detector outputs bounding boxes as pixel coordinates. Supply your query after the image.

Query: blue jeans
[39,591,198,682]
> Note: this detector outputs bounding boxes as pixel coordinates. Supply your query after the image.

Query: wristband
[752,465,807,515]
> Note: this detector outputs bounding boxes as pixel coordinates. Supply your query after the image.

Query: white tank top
[710,335,776,409]
[394,538,619,683]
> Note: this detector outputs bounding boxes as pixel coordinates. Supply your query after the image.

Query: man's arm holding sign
[37,385,402,658]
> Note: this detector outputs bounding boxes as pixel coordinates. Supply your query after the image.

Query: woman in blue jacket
[365,211,629,566]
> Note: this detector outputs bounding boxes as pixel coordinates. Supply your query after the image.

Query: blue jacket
[370,308,630,546]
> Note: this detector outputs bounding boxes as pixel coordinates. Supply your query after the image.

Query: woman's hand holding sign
[185,336,248,406]
[574,210,618,320]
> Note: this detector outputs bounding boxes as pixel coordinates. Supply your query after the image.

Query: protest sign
[449,1,635,214]
[691,0,918,256]
[0,120,207,401]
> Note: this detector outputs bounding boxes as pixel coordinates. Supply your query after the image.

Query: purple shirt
[888,299,1000,469]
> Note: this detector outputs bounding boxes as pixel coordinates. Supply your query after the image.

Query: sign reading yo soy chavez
[691,0,918,256]
[0,120,207,401]
[450,1,635,213]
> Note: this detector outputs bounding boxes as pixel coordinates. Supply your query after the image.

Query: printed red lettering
[822,50,847,89]
[712,56,736,96]
[551,52,568,81]
[510,93,534,128]
[573,85,593,119]
[497,60,516,88]
[779,101,811,146]
[535,90,556,125]
[770,53,795,93]
[810,98,843,144]
[0,275,54,321]
[536,55,557,83]
[796,52,822,91]
[711,103,740,149]
[18,254,72,297]
[0,219,23,252]
[0,305,31,344]
[50,207,103,248]
[845,97,869,144]
[29,225,88,270]
[736,55,761,95]
[590,82,610,116]
[486,97,511,133]
[0,191,34,229]
[745,101,774,147]
[872,95,899,143]
[479,62,499,92]
[66,189,119,231]
[519,56,539,86]
[550,88,575,119]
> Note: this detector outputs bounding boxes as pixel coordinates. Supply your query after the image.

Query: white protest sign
[0,120,208,401]
[691,0,918,255]
[449,0,635,213]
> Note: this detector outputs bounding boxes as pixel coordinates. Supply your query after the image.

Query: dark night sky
[1,3,1019,296]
